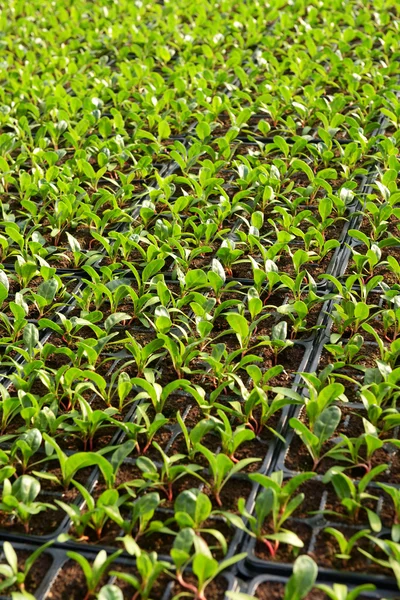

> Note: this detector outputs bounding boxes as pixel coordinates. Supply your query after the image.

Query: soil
[318,342,381,370]
[0,503,66,537]
[69,511,124,546]
[310,527,388,573]
[346,246,400,285]
[255,581,326,600]
[106,564,172,600]
[254,521,312,562]
[252,519,392,575]
[3,552,53,595]
[172,575,228,600]
[283,402,394,474]
[3,21,400,599]
[46,547,227,599]
[45,560,104,600]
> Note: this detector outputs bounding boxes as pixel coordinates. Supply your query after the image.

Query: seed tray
[0,334,314,546]
[0,540,241,600]
[1,2,400,596]
[237,400,400,586]
[239,528,399,590]
[244,572,400,599]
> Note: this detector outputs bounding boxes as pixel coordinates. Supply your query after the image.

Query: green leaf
[272,321,288,342]
[64,453,113,488]
[66,552,92,584]
[192,554,218,585]
[291,159,314,182]
[98,586,124,600]
[255,488,274,525]
[98,117,113,139]
[292,249,309,273]
[273,135,289,157]
[3,543,18,574]
[175,489,211,525]
[196,121,211,141]
[13,475,40,503]
[11,592,36,600]
[0,282,8,305]
[118,535,141,556]
[37,279,58,302]
[314,406,341,445]
[354,302,369,320]
[267,531,304,547]
[23,323,38,354]
[185,269,208,289]
[366,508,382,533]
[284,555,318,600]
[215,552,247,575]
[143,259,165,282]
[330,472,355,501]
[158,120,171,140]
[226,313,249,341]
[318,168,337,180]
[79,159,96,180]
[289,418,318,447]
[104,312,130,333]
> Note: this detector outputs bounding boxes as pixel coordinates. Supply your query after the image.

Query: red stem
[141,440,151,454]
[176,573,200,596]
[262,538,279,557]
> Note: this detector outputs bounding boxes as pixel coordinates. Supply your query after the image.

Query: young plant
[64,397,118,450]
[321,465,387,532]
[56,482,120,541]
[258,322,294,365]
[176,412,216,460]
[283,380,346,432]
[200,343,263,388]
[323,528,372,562]
[283,555,318,600]
[378,483,400,541]
[195,444,260,506]
[157,332,202,378]
[105,492,169,543]
[225,311,262,354]
[130,377,205,414]
[289,406,344,470]
[110,551,171,600]
[132,443,203,502]
[359,537,400,588]
[113,404,169,455]
[324,334,365,367]
[227,555,319,600]
[315,582,376,600]
[67,550,122,600]
[170,528,245,600]
[0,476,55,533]
[174,488,228,553]
[0,541,52,595]
[213,409,256,461]
[34,435,133,490]
[225,471,314,557]
[124,335,165,377]
[216,239,244,276]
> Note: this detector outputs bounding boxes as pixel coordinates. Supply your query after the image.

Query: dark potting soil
[46,560,227,599]
[0,503,65,537]
[254,581,326,600]
[1,552,53,595]
[45,560,105,600]
[254,521,312,562]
